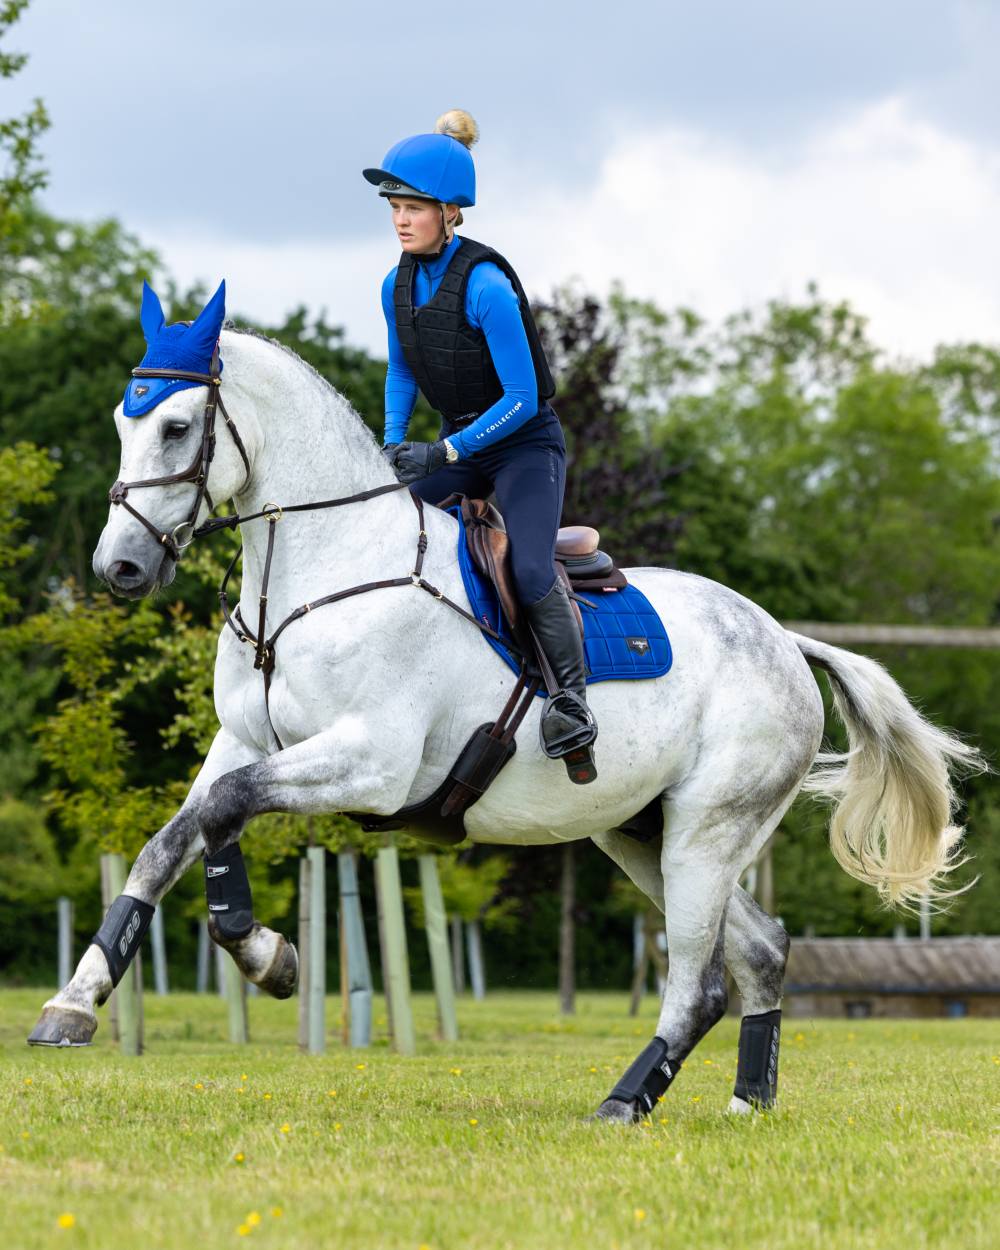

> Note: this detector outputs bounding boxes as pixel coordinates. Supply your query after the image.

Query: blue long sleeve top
[381,234,539,459]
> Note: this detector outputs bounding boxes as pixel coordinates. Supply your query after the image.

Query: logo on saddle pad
[626,637,650,655]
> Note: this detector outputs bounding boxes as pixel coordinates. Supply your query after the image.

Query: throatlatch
[204,843,254,940]
[605,1036,682,1116]
[733,1009,781,1107]
[92,894,155,987]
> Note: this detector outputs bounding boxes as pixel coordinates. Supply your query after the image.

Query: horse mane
[222,321,385,471]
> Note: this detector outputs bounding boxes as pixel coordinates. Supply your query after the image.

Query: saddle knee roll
[204,843,254,940]
[733,1009,781,1106]
[93,894,155,987]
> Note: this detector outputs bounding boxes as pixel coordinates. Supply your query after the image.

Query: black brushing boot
[524,579,598,784]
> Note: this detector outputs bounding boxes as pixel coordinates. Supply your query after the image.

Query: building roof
[785,937,1000,994]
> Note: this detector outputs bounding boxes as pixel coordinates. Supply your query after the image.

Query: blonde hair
[434,109,478,228]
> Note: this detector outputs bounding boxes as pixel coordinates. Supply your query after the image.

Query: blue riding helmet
[363,131,476,207]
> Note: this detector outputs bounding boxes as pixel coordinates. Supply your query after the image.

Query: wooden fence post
[338,851,373,1049]
[297,856,311,1052]
[57,897,73,988]
[150,904,169,995]
[466,919,486,1001]
[558,843,576,1016]
[375,842,416,1055]
[196,919,210,993]
[418,855,458,1043]
[307,845,326,1055]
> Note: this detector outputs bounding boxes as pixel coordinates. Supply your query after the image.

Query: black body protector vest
[393,237,556,427]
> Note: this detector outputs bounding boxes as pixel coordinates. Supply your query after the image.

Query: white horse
[29,326,979,1118]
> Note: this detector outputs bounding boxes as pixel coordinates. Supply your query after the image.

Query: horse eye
[164,422,189,441]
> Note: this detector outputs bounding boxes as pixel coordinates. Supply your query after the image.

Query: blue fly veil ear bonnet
[363,109,479,208]
[123,280,227,417]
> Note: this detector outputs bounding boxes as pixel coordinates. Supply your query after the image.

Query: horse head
[94,281,250,598]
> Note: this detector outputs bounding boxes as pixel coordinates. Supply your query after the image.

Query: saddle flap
[459,497,522,630]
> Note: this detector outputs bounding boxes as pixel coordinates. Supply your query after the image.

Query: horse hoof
[727,1095,753,1116]
[256,936,298,1000]
[588,1097,644,1125]
[27,1006,97,1047]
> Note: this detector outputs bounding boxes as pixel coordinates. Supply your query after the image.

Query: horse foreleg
[27,730,261,1047]
[194,720,422,995]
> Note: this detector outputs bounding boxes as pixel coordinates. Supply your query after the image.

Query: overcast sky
[8,1,999,360]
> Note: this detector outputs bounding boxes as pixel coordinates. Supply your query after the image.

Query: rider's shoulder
[380,265,399,312]
[467,257,517,308]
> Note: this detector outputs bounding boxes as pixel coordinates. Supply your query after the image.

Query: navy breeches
[410,403,567,606]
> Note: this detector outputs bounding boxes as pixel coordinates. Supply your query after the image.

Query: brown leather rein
[108,356,526,750]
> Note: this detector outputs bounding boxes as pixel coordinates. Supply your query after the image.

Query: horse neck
[220,332,416,602]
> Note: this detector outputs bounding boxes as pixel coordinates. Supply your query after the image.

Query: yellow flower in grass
[262,1092,272,1101]
[355,1063,367,1071]
[193,1082,204,1091]
[270,1207,283,1219]
[280,1123,291,1135]
[246,1212,261,1227]
[334,1122,343,1131]
[327,1089,337,1097]
[449,1067,462,1076]
[233,1152,245,1164]
[634,1208,647,1223]
[469,1118,478,1126]
[57,1213,75,1229]
[236,1224,251,1237]
[24,1077,33,1085]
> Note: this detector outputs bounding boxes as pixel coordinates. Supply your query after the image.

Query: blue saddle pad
[448,505,672,691]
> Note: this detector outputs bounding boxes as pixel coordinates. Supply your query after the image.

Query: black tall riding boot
[524,579,598,784]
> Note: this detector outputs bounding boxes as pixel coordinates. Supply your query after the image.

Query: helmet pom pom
[434,109,479,149]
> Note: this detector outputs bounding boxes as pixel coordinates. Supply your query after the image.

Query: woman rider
[364,109,598,784]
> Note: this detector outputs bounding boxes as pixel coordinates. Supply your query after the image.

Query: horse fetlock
[204,842,254,940]
[733,1008,781,1108]
[598,1036,682,1121]
[92,894,155,988]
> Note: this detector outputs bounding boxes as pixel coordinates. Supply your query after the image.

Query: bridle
[108,349,251,560]
[106,352,530,750]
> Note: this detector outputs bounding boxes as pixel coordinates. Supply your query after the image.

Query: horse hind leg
[723,884,789,1114]
[592,756,809,1123]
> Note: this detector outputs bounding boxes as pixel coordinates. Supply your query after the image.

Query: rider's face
[388,197,457,254]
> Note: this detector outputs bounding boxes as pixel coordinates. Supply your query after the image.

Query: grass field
[1,988,997,1250]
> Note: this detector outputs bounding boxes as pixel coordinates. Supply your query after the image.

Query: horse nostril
[109,560,144,587]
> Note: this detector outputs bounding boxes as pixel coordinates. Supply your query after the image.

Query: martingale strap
[218,491,526,752]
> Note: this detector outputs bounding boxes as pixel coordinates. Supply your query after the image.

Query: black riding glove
[381,442,399,460]
[388,440,449,484]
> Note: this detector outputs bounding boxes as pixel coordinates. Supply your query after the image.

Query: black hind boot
[524,580,598,784]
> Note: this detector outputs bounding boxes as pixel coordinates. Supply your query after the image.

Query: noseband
[108,350,251,560]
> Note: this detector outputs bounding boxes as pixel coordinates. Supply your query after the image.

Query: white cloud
[141,96,1000,364]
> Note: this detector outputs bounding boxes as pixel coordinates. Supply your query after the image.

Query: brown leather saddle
[444,494,628,650]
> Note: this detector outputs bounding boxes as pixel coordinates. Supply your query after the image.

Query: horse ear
[186,280,227,356]
[139,280,166,343]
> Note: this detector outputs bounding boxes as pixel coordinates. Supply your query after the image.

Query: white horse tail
[790,632,985,909]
